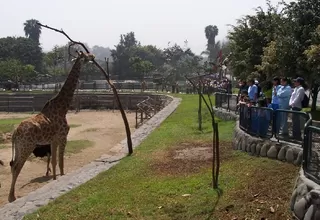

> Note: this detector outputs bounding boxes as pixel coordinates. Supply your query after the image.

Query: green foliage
[130,57,154,79]
[228,0,320,83]
[0,59,36,83]
[0,37,43,72]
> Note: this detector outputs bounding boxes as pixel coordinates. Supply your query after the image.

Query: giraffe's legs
[8,145,33,203]
[58,137,67,176]
[45,152,51,176]
[50,141,58,180]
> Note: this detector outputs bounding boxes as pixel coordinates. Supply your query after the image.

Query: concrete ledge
[212,107,238,121]
[290,169,320,220]
[233,121,303,165]
[0,96,181,220]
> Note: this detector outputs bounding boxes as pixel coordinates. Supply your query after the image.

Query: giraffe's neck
[41,57,83,117]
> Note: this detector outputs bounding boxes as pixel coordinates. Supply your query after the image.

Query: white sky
[0,0,291,55]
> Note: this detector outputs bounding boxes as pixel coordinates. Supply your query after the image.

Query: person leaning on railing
[289,77,306,141]
[276,77,292,136]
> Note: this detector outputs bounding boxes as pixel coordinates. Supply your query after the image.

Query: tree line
[0,19,231,87]
[227,0,320,109]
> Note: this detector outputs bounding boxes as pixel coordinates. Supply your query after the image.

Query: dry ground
[152,141,298,219]
[0,111,135,206]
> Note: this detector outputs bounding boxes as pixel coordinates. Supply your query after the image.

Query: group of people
[238,77,308,140]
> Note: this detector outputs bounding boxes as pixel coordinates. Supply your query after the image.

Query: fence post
[135,109,138,128]
[227,94,230,112]
[7,96,9,113]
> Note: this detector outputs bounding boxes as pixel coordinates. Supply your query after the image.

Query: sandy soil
[0,111,136,206]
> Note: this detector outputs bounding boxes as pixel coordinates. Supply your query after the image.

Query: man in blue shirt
[248,79,258,102]
[271,77,281,133]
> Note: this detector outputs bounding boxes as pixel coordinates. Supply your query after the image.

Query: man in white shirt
[289,77,306,140]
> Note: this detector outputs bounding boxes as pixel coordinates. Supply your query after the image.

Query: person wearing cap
[289,77,306,140]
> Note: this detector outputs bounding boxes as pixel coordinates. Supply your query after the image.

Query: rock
[260,143,270,157]
[255,143,262,156]
[267,145,278,159]
[241,137,246,151]
[294,151,303,165]
[278,146,287,161]
[294,197,309,219]
[286,149,295,163]
[250,143,256,155]
[246,140,251,153]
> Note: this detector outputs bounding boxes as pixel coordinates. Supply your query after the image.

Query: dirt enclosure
[0,111,136,206]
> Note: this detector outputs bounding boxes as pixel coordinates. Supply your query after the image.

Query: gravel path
[0,96,181,220]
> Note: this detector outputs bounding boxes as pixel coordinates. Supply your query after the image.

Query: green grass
[0,118,26,134]
[65,140,94,154]
[69,124,81,128]
[24,94,297,220]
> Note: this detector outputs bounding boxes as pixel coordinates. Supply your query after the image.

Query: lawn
[24,94,298,220]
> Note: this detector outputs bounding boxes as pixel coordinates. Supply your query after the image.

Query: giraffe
[8,51,95,203]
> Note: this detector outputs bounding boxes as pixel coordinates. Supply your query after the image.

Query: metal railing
[274,109,310,143]
[215,92,238,113]
[238,104,311,143]
[135,96,165,128]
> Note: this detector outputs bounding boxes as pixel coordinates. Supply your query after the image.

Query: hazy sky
[0,0,289,55]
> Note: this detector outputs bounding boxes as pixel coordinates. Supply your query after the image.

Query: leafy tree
[111,32,139,79]
[0,59,36,84]
[0,37,43,72]
[130,57,154,80]
[163,43,201,82]
[91,45,112,61]
[228,2,285,81]
[23,19,42,44]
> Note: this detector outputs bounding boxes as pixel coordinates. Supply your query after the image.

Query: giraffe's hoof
[8,195,16,203]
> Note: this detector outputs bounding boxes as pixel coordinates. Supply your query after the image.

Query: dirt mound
[151,141,232,175]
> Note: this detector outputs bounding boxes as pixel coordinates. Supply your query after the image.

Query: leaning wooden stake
[37,23,133,155]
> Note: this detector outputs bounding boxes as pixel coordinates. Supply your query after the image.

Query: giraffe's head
[72,51,95,64]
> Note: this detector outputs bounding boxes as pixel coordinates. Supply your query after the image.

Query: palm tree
[203,25,219,61]
[23,19,42,43]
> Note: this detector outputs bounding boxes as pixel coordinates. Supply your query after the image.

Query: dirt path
[0,111,136,206]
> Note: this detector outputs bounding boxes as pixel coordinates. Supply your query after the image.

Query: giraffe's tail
[0,160,3,166]
[10,132,16,167]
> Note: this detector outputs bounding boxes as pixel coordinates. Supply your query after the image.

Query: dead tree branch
[38,22,133,155]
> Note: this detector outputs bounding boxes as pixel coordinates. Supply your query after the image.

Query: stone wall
[233,121,303,165]
[212,107,238,121]
[290,169,320,220]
